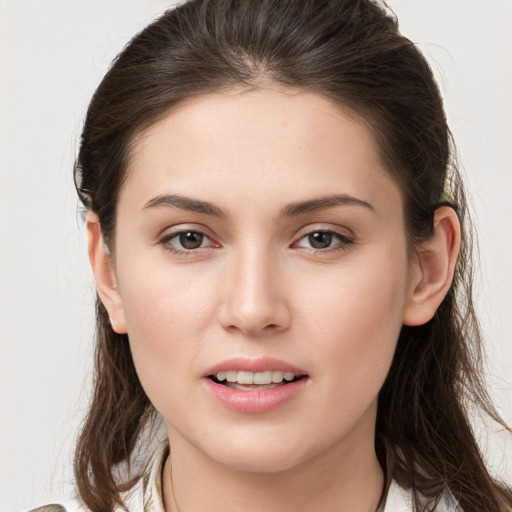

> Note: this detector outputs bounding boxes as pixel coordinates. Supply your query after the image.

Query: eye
[294,229,354,251]
[161,229,217,253]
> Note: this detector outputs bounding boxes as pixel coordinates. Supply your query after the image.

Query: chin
[197,430,319,474]
[216,449,307,474]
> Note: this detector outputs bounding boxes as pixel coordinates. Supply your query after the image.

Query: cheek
[299,248,409,330]
[295,247,410,403]
[114,259,222,395]
[118,250,220,332]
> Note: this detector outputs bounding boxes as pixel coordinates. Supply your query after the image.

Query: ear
[403,206,461,326]
[86,213,127,334]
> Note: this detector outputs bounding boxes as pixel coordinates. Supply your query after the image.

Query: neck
[162,408,384,512]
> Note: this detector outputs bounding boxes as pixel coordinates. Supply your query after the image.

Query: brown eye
[162,230,215,253]
[179,231,204,249]
[308,231,333,249]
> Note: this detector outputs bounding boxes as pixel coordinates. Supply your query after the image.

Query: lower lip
[203,377,308,413]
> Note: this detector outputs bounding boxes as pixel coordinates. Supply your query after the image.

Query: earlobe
[86,213,127,334]
[403,206,461,326]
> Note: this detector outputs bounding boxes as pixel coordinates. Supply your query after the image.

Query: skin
[88,87,460,512]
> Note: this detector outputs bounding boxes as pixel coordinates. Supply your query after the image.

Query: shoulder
[383,481,414,512]
[25,482,144,512]
[26,442,163,512]
[27,500,82,512]
[384,480,463,512]
[25,481,144,512]
[25,482,146,512]
[384,480,464,512]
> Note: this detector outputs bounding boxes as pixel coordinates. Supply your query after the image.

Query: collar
[134,441,460,512]
[136,441,402,512]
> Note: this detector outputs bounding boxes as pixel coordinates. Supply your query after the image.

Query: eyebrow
[142,193,374,218]
[280,194,375,217]
[143,194,227,218]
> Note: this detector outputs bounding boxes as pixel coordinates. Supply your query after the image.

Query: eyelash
[159,228,354,256]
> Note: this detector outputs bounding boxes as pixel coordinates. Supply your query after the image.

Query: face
[105,87,418,473]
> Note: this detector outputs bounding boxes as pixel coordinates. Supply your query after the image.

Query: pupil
[309,231,332,249]
[179,231,203,249]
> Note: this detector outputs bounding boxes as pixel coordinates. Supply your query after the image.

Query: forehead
[123,87,402,218]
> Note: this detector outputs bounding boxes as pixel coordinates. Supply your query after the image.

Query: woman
[32,0,512,511]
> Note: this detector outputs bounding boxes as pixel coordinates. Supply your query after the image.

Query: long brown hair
[73,1,512,510]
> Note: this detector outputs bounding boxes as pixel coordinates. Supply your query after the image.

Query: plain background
[0,1,511,510]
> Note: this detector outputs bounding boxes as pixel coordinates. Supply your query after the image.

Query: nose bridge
[219,238,290,335]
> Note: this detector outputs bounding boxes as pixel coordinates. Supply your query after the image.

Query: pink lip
[203,357,309,414]
[203,377,308,413]
[204,357,307,376]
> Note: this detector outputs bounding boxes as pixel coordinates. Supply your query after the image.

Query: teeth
[272,371,283,383]
[215,370,297,385]
[254,371,272,384]
[237,371,253,384]
[226,371,237,383]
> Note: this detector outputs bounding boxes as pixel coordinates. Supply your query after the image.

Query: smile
[213,370,298,387]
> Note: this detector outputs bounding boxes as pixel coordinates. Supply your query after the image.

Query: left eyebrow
[280,194,375,217]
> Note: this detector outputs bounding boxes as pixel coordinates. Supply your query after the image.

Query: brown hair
[73,0,512,510]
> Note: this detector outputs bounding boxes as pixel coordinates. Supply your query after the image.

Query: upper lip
[204,357,307,377]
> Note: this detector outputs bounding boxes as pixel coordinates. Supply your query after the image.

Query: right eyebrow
[142,194,227,218]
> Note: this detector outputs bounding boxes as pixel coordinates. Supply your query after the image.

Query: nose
[217,244,291,336]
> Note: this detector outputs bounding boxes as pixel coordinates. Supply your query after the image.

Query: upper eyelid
[293,224,355,240]
[159,224,215,240]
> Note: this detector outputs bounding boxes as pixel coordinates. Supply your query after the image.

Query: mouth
[203,357,309,412]
[209,370,306,390]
